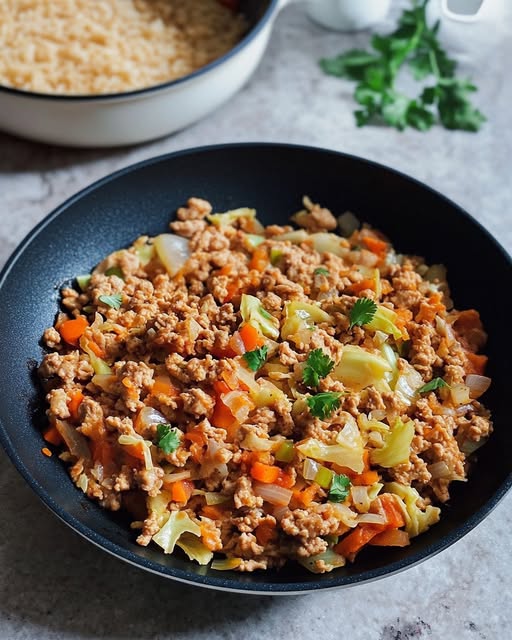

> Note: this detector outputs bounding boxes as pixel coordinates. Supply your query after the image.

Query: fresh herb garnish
[303,348,335,388]
[156,424,181,454]
[98,293,123,310]
[314,267,329,277]
[328,473,351,503]
[349,297,377,329]
[105,266,124,279]
[319,0,485,132]
[306,392,342,420]
[243,345,268,371]
[418,377,449,394]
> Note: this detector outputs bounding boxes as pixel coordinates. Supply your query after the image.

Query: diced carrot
[219,265,232,276]
[41,447,52,457]
[334,524,383,559]
[223,280,240,304]
[331,464,356,479]
[255,521,277,546]
[211,344,237,359]
[351,470,379,486]
[211,399,237,429]
[395,307,413,331]
[250,461,280,484]
[152,375,178,397]
[202,505,226,520]
[239,323,265,351]
[85,339,106,359]
[292,483,319,508]
[67,390,84,422]
[379,493,406,529]
[213,380,232,395]
[185,430,207,463]
[465,352,488,375]
[43,425,63,446]
[59,316,89,346]
[249,245,269,272]
[362,236,387,257]
[369,529,410,547]
[362,449,370,471]
[274,470,295,489]
[92,440,116,469]
[415,292,445,324]
[185,430,207,446]
[170,480,194,504]
[351,278,375,294]
[123,441,146,461]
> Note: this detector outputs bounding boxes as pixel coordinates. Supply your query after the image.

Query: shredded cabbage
[333,345,392,391]
[310,232,349,257]
[152,510,201,554]
[365,305,403,339]
[393,362,424,406]
[207,207,260,229]
[240,294,279,339]
[281,300,333,341]
[147,491,173,527]
[176,532,213,565]
[298,547,346,573]
[384,482,441,537]
[370,418,414,468]
[297,416,364,473]
[118,434,154,471]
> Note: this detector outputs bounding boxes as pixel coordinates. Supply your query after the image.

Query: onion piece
[221,390,254,423]
[356,513,387,525]
[272,505,290,521]
[465,374,491,399]
[135,406,167,433]
[240,431,274,452]
[253,481,293,506]
[350,485,371,513]
[303,458,320,481]
[163,470,192,483]
[154,233,190,277]
[427,461,451,479]
[55,419,91,461]
[450,383,471,406]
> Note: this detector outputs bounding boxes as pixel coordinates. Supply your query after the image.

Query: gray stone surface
[0,2,511,639]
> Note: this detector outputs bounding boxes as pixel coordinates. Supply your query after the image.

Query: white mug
[304,0,392,31]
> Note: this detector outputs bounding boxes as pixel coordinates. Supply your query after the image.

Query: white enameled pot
[0,0,294,148]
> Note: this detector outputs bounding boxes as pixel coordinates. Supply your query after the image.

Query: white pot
[426,0,507,62]
[0,0,289,148]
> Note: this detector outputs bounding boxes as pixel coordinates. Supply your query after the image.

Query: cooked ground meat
[39,196,492,575]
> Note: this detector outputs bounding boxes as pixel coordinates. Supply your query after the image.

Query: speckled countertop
[1,3,511,639]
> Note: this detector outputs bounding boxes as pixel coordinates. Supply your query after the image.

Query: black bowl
[0,143,510,594]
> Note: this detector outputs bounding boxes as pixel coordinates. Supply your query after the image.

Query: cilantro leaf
[314,267,329,277]
[328,474,351,503]
[349,297,377,329]
[418,377,449,394]
[156,423,181,454]
[306,392,342,420]
[243,345,268,372]
[98,293,123,310]
[303,348,335,388]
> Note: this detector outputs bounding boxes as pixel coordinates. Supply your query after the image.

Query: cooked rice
[0,0,248,95]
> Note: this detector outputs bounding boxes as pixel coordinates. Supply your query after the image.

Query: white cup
[305,0,392,32]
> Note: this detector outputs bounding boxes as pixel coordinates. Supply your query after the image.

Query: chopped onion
[302,458,320,481]
[465,374,491,399]
[450,383,471,405]
[272,505,290,521]
[350,485,371,513]
[240,431,274,452]
[77,473,89,493]
[136,406,167,433]
[221,390,254,423]
[427,461,451,479]
[253,481,293,506]
[356,513,387,525]
[460,437,487,456]
[154,233,190,277]
[163,470,192,483]
[91,373,116,392]
[205,492,229,506]
[55,419,91,461]
[228,331,246,356]
[369,410,387,421]
[199,439,229,479]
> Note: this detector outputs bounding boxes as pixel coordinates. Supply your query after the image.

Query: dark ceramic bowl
[0,144,510,594]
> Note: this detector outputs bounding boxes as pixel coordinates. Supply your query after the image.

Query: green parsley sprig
[417,377,449,394]
[156,424,181,454]
[243,345,268,371]
[303,348,335,388]
[98,293,123,310]
[306,392,342,420]
[349,297,377,329]
[319,0,485,132]
[328,474,351,503]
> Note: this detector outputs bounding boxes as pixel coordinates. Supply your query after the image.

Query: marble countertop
[1,3,511,639]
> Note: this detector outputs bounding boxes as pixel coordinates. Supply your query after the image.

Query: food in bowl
[0,0,247,95]
[38,197,492,573]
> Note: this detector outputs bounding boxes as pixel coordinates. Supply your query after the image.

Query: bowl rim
[0,0,280,103]
[1,142,511,594]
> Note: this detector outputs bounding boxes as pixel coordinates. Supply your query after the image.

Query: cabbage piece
[276,229,309,243]
[298,548,346,573]
[176,532,214,565]
[118,434,154,471]
[147,491,173,528]
[154,234,190,277]
[134,240,155,266]
[365,305,403,339]
[207,208,261,230]
[310,232,349,257]
[244,234,265,249]
[333,345,392,391]
[281,300,333,341]
[80,337,112,375]
[381,343,399,386]
[152,510,201,554]
[297,416,364,472]
[211,557,242,571]
[393,362,424,406]
[384,482,441,537]
[370,418,414,468]
[240,294,279,339]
